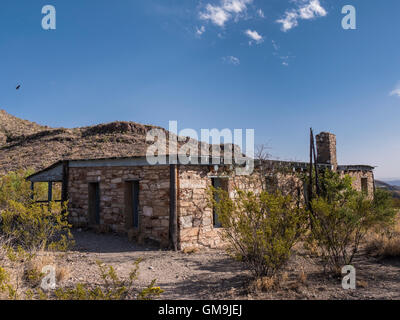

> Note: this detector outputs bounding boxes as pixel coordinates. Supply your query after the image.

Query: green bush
[308,171,397,273]
[209,187,308,278]
[0,171,73,252]
[1,201,73,252]
[0,170,48,210]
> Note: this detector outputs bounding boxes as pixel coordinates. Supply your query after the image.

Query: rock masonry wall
[68,166,171,246]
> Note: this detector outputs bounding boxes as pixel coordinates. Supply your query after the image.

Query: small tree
[308,170,397,273]
[0,170,73,252]
[1,201,73,252]
[209,187,308,278]
[0,170,48,210]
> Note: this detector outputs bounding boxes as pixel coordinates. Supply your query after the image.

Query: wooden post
[308,128,313,210]
[30,182,35,201]
[169,164,178,251]
[48,182,53,202]
[61,161,69,214]
[48,181,53,212]
[311,129,320,196]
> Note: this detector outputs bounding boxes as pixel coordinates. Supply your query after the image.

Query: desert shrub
[0,245,70,300]
[23,252,70,288]
[391,197,400,209]
[0,266,17,300]
[0,245,34,299]
[0,266,9,292]
[55,260,163,300]
[1,201,74,252]
[0,170,47,210]
[308,171,397,273]
[0,170,71,252]
[209,187,308,278]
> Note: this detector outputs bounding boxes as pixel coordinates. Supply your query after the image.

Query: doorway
[125,181,140,229]
[88,182,100,225]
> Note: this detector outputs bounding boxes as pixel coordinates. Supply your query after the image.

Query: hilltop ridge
[0,110,220,174]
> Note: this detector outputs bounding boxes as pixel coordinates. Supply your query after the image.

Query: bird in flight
[16,84,21,90]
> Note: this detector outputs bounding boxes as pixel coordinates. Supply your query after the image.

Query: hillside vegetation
[0,110,221,174]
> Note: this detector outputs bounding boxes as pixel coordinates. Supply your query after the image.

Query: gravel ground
[55,230,400,300]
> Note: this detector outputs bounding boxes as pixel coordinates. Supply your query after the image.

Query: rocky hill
[0,110,230,174]
[375,180,400,199]
[0,110,50,145]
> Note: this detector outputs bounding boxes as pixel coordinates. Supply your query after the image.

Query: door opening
[125,181,140,229]
[211,178,229,228]
[88,182,100,225]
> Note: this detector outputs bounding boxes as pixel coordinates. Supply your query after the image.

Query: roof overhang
[26,161,64,183]
[26,156,375,183]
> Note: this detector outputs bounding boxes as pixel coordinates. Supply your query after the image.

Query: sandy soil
[55,230,400,300]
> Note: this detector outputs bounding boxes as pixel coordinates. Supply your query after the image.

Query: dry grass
[56,266,70,283]
[182,247,199,255]
[0,236,12,261]
[24,252,70,287]
[24,253,55,287]
[357,280,368,288]
[298,269,307,285]
[251,269,308,293]
[366,215,400,258]
[253,276,277,292]
[366,234,400,258]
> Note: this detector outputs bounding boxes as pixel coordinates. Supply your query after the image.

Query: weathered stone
[66,135,375,251]
[143,206,153,217]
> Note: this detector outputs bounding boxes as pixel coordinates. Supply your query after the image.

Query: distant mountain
[0,109,233,174]
[375,180,400,199]
[381,180,400,187]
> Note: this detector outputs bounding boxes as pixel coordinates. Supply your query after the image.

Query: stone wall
[176,165,303,250]
[66,163,376,251]
[177,165,221,250]
[68,165,171,246]
[340,170,375,197]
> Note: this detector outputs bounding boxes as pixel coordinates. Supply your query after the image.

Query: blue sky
[0,0,399,179]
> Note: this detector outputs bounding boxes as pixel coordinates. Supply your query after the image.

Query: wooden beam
[61,161,69,215]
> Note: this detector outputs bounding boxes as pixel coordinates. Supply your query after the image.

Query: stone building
[27,132,375,250]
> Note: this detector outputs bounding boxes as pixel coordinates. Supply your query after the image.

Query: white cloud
[245,29,263,45]
[223,0,251,14]
[299,0,326,18]
[257,9,265,18]
[199,0,253,27]
[200,4,230,27]
[196,25,206,36]
[280,55,290,66]
[390,84,400,98]
[222,56,240,65]
[271,40,279,51]
[277,11,299,32]
[277,0,327,32]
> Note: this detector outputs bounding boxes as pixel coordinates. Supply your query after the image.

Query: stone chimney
[316,132,337,170]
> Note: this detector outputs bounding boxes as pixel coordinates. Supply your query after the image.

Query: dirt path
[57,230,400,300]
